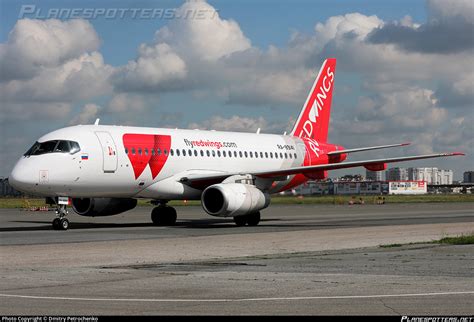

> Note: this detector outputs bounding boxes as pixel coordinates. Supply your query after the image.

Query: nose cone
[9,159,37,193]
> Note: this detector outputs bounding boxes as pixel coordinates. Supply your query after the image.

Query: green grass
[379,234,474,248]
[379,243,403,248]
[438,234,474,245]
[1,193,473,208]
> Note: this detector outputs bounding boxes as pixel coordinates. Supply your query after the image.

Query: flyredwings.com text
[183,139,237,149]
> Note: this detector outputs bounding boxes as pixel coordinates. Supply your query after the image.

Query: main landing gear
[52,204,70,230]
[151,201,177,226]
[233,212,261,227]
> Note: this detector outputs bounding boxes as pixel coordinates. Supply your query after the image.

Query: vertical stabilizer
[290,58,336,142]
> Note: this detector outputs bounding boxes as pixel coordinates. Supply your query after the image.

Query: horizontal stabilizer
[327,142,410,156]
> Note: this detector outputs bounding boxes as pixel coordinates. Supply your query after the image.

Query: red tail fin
[291,58,336,142]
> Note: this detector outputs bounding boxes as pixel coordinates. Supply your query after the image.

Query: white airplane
[9,58,464,230]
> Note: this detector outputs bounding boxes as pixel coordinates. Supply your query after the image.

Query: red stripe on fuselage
[123,134,171,180]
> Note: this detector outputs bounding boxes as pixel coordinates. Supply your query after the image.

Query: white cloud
[188,115,288,133]
[1,51,112,102]
[107,93,146,113]
[0,19,100,82]
[69,103,101,125]
[155,0,251,61]
[1,102,72,121]
[112,43,187,92]
[428,0,474,23]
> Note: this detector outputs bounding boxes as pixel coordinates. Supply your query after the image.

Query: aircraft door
[296,141,311,166]
[95,131,118,173]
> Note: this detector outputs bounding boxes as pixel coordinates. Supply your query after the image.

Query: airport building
[386,167,408,181]
[464,171,474,183]
[366,169,383,181]
[408,167,453,185]
[292,180,427,195]
[386,167,453,185]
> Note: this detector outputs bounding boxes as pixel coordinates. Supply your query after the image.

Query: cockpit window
[24,140,81,156]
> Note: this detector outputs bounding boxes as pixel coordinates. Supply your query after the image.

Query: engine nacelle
[201,183,270,217]
[72,198,137,217]
[364,163,387,171]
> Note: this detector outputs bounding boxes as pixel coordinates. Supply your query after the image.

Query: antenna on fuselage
[283,131,287,135]
[256,128,261,134]
[94,118,100,125]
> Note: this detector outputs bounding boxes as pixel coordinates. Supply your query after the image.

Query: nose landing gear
[53,204,70,230]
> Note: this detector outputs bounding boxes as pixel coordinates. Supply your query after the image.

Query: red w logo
[123,134,171,180]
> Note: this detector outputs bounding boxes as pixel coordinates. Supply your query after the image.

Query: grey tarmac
[0,203,473,315]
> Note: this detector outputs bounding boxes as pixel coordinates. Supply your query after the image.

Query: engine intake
[201,183,270,217]
[72,198,137,217]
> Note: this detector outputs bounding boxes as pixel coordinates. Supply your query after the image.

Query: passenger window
[164,149,168,155]
[280,153,283,159]
[234,151,238,157]
[177,149,180,156]
[200,150,204,157]
[170,149,174,156]
[239,151,243,158]
[244,151,248,158]
[294,153,297,159]
[265,152,268,158]
[182,149,186,156]
[189,149,192,156]
[151,149,155,156]
[132,148,136,155]
[138,148,142,155]
[249,151,253,158]
[145,148,149,156]
[212,150,216,157]
[270,152,273,158]
[125,148,129,155]
[260,152,264,158]
[206,150,210,157]
[223,151,226,157]
[158,148,162,155]
[275,153,278,159]
[194,150,198,157]
[284,153,288,159]
[217,150,221,157]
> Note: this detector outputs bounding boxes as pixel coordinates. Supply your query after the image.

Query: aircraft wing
[179,152,464,188]
[254,152,463,178]
[327,142,410,156]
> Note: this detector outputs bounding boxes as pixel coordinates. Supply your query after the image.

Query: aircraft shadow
[1,218,285,232]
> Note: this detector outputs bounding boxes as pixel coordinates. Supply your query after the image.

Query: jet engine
[201,183,270,217]
[72,198,137,217]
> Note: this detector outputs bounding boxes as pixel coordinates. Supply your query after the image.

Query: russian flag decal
[81,154,89,160]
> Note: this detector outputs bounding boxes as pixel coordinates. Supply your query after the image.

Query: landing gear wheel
[52,218,60,230]
[246,212,261,226]
[53,203,70,230]
[60,218,69,230]
[233,216,247,227]
[151,206,177,226]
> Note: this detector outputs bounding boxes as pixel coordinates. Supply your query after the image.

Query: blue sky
[1,0,427,63]
[0,0,472,179]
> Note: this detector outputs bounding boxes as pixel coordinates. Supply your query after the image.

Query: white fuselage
[10,125,307,200]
